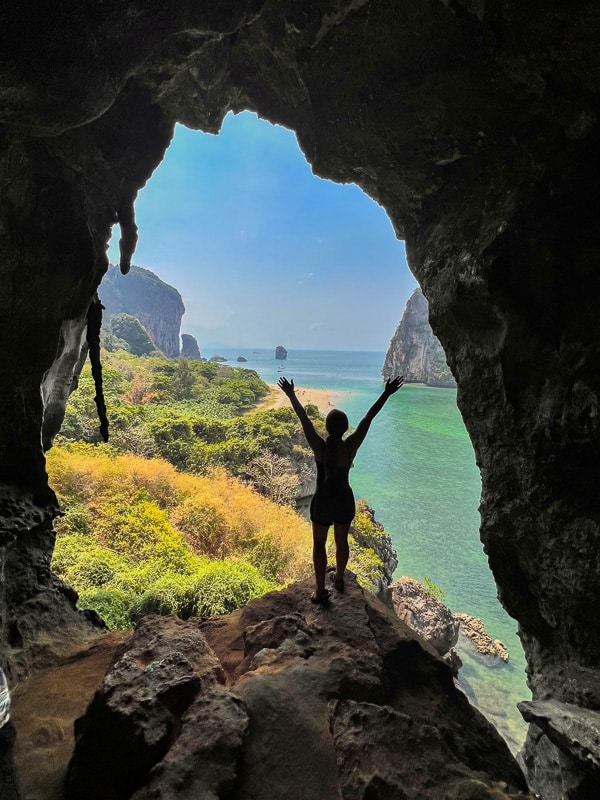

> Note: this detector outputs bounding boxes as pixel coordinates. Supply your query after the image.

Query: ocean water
[218,347,530,751]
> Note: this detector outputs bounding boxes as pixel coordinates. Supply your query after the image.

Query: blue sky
[107,111,417,352]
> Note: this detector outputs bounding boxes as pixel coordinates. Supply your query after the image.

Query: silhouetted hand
[278,376,295,396]
[383,376,404,396]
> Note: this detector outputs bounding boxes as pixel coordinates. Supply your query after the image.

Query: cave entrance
[101,110,528,748]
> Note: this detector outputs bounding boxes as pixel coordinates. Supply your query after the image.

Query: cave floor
[10,632,128,800]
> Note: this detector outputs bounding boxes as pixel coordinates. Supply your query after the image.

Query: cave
[2,1,600,797]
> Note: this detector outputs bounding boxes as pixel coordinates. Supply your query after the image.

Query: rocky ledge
[455,613,510,662]
[62,575,531,800]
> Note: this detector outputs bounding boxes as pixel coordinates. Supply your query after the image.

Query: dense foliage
[51,342,393,628]
[48,445,312,627]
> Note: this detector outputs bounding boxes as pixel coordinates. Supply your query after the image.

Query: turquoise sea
[217,347,530,751]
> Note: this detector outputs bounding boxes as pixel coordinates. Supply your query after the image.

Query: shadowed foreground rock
[66,576,530,800]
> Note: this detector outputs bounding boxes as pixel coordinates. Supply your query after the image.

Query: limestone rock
[180,333,201,360]
[1,2,600,794]
[351,500,398,593]
[100,265,185,358]
[275,345,288,360]
[65,576,529,799]
[65,615,234,800]
[389,576,459,656]
[455,613,510,662]
[209,354,227,362]
[518,700,600,799]
[383,288,456,388]
[236,355,248,362]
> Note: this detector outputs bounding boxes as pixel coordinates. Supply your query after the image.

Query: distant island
[382,288,456,388]
[275,345,288,360]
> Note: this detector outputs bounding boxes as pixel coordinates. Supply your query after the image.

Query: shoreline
[254,384,347,414]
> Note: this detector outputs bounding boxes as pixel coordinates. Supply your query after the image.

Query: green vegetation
[51,336,394,629]
[108,313,158,356]
[48,445,311,629]
[421,576,445,603]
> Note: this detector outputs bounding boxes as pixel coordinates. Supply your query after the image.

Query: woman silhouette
[278,375,404,604]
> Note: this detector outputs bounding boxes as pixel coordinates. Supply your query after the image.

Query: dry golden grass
[46,444,312,583]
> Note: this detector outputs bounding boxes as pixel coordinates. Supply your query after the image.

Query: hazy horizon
[107,111,417,352]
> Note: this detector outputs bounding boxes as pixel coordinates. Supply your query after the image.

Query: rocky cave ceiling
[1,1,600,796]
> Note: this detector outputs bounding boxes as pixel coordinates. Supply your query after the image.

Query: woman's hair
[324,410,348,481]
[325,409,348,437]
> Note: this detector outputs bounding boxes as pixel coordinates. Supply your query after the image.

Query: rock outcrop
[275,345,288,360]
[455,613,510,662]
[180,333,201,360]
[100,265,185,358]
[389,577,459,657]
[383,288,456,388]
[65,577,530,800]
[2,2,600,794]
[352,500,398,593]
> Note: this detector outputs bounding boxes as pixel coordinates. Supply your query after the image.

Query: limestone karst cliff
[180,333,202,360]
[383,288,456,388]
[100,265,185,358]
[2,2,600,796]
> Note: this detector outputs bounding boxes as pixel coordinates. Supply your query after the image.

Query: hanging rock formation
[383,288,456,387]
[1,2,600,796]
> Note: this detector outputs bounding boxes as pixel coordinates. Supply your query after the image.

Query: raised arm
[277,377,324,455]
[346,376,404,453]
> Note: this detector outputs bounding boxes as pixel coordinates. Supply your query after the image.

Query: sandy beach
[254,384,343,413]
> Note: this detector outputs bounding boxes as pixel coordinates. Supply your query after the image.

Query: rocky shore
[389,577,510,663]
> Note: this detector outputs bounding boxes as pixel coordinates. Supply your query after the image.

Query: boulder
[65,576,529,799]
[389,576,459,656]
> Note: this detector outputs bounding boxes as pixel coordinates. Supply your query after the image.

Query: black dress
[309,447,356,526]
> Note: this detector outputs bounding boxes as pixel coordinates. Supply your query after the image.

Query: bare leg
[312,522,330,594]
[333,522,351,585]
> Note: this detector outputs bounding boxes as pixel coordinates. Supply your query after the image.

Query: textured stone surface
[100,264,185,358]
[10,632,127,800]
[180,333,202,360]
[456,613,510,662]
[66,615,232,800]
[518,701,600,799]
[1,1,600,793]
[0,489,104,681]
[382,288,456,387]
[389,576,459,656]
[65,576,529,799]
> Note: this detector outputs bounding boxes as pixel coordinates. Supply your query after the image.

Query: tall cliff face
[383,289,456,388]
[100,265,184,358]
[1,2,600,795]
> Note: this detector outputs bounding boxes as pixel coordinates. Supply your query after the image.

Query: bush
[128,573,197,622]
[78,587,132,630]
[128,561,275,624]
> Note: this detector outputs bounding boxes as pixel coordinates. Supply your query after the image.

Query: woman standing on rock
[278,375,403,605]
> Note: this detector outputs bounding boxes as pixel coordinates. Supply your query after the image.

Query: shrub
[77,587,132,630]
[128,561,275,624]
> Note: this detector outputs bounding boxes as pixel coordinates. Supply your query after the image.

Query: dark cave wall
[1,1,600,794]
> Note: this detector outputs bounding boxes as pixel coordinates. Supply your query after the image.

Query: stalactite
[86,297,109,442]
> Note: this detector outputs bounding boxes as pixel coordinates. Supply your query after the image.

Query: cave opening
[99,111,529,749]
